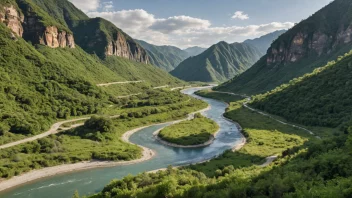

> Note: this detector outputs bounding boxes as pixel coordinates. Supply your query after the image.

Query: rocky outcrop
[267,26,352,65]
[0,6,24,37]
[22,14,75,48]
[39,26,75,48]
[105,31,148,63]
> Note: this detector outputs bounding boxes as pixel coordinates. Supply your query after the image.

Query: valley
[1,0,352,197]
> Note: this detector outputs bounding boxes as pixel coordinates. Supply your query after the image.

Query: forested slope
[251,51,352,128]
[171,42,262,82]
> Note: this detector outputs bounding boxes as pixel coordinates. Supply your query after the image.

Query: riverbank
[0,124,157,192]
[0,105,212,192]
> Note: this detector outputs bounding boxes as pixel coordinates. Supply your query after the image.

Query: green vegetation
[0,90,207,179]
[90,129,352,198]
[158,113,219,146]
[217,0,352,95]
[251,50,352,128]
[90,92,337,198]
[17,0,72,33]
[191,92,308,176]
[103,56,184,87]
[136,40,189,72]
[0,19,184,146]
[171,42,263,82]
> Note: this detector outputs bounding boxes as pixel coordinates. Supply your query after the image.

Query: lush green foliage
[90,130,352,198]
[158,113,219,146]
[251,50,352,128]
[90,93,341,198]
[136,40,189,72]
[103,56,184,87]
[0,90,207,179]
[0,24,111,141]
[217,0,352,95]
[0,20,184,146]
[171,42,263,82]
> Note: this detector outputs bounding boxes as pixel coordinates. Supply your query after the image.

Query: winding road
[96,80,144,87]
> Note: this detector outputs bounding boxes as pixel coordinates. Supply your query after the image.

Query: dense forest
[251,50,352,128]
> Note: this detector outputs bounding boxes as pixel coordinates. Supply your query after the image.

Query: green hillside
[217,0,352,95]
[136,40,189,71]
[171,42,263,82]
[0,0,185,144]
[251,51,352,128]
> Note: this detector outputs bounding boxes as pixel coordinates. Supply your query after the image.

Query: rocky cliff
[267,26,352,65]
[0,2,75,48]
[217,0,352,95]
[0,5,24,37]
[72,17,148,63]
[106,31,148,63]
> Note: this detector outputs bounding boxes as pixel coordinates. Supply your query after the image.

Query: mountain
[217,0,352,95]
[243,30,286,54]
[12,0,148,62]
[0,0,183,135]
[136,40,189,71]
[251,50,352,128]
[170,42,263,82]
[184,46,206,57]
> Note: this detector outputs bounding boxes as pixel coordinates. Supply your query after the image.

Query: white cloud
[231,11,249,20]
[87,9,294,48]
[69,0,100,12]
[102,1,114,11]
[150,16,211,34]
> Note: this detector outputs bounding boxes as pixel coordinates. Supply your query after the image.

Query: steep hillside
[0,0,185,139]
[244,29,286,54]
[171,42,262,82]
[217,0,352,95]
[184,46,206,57]
[136,40,189,71]
[251,50,352,128]
[15,0,148,62]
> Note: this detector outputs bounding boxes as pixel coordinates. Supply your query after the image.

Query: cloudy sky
[69,0,331,49]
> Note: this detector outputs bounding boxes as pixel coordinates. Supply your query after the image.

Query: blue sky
[69,0,332,48]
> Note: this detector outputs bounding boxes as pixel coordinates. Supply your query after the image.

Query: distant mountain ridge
[136,40,189,71]
[170,41,263,82]
[217,0,352,95]
[244,30,287,54]
[184,46,207,57]
[136,40,206,71]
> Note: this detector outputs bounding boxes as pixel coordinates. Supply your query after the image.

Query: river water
[0,87,243,198]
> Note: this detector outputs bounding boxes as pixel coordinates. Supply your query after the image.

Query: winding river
[0,87,243,198]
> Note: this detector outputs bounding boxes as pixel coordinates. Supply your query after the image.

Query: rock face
[266,26,352,65]
[0,6,24,37]
[22,14,75,48]
[105,31,148,63]
[39,26,75,48]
